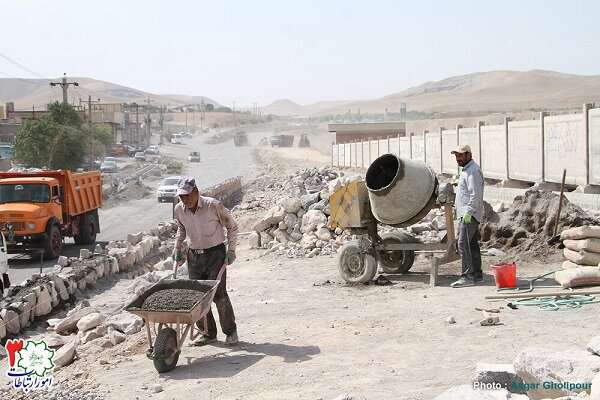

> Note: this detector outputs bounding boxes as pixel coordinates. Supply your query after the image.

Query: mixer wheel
[338,240,377,284]
[378,232,417,274]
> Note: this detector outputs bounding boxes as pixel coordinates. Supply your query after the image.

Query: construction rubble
[435,336,600,399]
[0,220,183,400]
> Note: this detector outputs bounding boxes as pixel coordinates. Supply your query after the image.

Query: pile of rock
[434,336,600,399]
[245,167,361,258]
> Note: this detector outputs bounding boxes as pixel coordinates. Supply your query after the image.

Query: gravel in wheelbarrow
[141,288,206,312]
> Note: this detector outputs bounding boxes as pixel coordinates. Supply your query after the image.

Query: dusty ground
[3,144,600,400]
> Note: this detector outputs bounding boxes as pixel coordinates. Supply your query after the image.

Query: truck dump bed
[0,170,102,216]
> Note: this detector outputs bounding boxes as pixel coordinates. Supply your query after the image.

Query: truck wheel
[338,240,377,284]
[378,232,417,274]
[153,328,179,373]
[74,212,97,245]
[44,225,62,259]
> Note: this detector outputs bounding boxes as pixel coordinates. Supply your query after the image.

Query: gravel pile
[480,190,598,258]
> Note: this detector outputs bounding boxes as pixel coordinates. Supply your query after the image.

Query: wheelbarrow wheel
[153,327,180,373]
[338,240,377,284]
[378,232,417,274]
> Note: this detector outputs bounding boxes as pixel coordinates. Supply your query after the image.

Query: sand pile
[480,190,598,258]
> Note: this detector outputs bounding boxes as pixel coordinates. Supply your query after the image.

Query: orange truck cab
[0,170,103,259]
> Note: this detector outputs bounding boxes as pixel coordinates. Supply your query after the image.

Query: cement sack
[564,238,600,253]
[555,266,600,288]
[563,248,600,266]
[560,225,600,240]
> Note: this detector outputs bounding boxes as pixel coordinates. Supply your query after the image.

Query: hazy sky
[2,0,599,107]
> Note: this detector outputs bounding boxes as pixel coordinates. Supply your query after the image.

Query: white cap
[451,144,472,154]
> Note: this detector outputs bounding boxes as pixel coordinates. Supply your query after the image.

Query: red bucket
[490,263,517,288]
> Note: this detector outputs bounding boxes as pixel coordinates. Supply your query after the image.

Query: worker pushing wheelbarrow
[126,176,240,372]
[125,265,225,372]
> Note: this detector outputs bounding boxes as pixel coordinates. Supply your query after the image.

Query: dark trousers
[458,219,482,279]
[187,244,237,338]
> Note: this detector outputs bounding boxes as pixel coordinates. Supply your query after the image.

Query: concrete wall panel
[379,139,389,155]
[442,130,458,175]
[412,135,425,161]
[363,142,369,168]
[545,114,586,185]
[590,108,600,185]
[459,127,480,162]
[508,120,542,182]
[400,137,411,159]
[389,138,399,156]
[425,133,442,173]
[370,141,378,165]
[480,124,506,179]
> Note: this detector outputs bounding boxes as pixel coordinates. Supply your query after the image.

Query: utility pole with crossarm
[49,73,79,104]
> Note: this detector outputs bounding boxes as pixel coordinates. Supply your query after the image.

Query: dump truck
[270,134,294,147]
[0,170,103,259]
[233,131,248,146]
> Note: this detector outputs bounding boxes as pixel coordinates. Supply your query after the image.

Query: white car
[170,134,183,144]
[157,176,182,203]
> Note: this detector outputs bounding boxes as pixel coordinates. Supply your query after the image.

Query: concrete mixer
[329,153,460,286]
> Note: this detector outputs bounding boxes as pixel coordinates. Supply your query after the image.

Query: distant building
[328,122,406,144]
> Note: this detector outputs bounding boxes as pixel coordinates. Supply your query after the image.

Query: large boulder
[514,347,600,399]
[54,340,78,369]
[301,192,321,210]
[33,285,53,317]
[472,363,525,394]
[54,307,96,335]
[279,197,303,214]
[79,325,107,344]
[253,205,286,232]
[76,312,105,332]
[106,313,143,335]
[108,326,127,346]
[0,309,19,335]
[283,213,298,229]
[316,226,332,242]
[301,210,328,233]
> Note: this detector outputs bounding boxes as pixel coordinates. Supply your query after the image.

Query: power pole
[200,100,205,131]
[50,73,79,104]
[185,108,188,133]
[134,103,139,145]
[144,98,153,146]
[86,96,101,162]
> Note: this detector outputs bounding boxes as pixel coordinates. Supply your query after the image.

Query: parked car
[145,145,160,155]
[188,151,201,162]
[103,157,119,163]
[134,152,146,162]
[100,160,118,173]
[157,176,182,202]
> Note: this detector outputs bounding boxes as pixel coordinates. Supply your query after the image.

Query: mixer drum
[365,154,438,227]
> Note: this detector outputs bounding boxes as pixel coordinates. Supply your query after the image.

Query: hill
[0,77,220,110]
[265,70,600,116]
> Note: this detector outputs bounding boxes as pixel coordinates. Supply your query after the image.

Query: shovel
[547,169,566,246]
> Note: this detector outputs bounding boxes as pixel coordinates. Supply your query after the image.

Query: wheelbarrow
[125,267,224,373]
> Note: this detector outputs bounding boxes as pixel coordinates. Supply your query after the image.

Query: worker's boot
[450,276,474,288]
[225,330,239,346]
[190,335,217,347]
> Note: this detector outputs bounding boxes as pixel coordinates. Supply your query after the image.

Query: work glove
[172,248,185,265]
[463,213,473,224]
[226,250,236,265]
